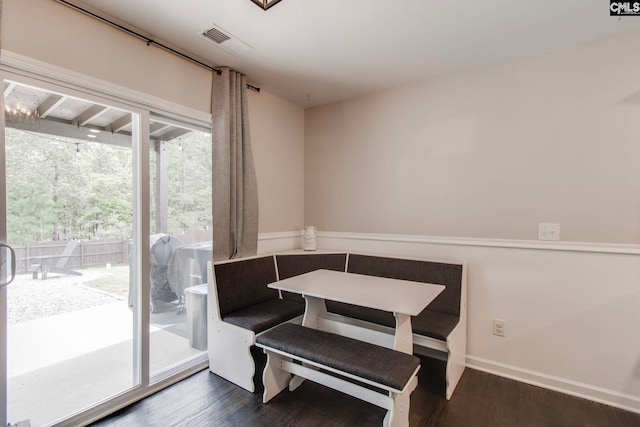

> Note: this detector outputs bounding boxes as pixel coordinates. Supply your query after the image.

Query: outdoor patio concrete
[7,300,205,426]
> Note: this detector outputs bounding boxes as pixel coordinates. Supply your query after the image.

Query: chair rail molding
[257,231,304,254]
[317,231,640,255]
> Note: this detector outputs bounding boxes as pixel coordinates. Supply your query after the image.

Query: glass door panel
[3,81,139,426]
[148,119,211,377]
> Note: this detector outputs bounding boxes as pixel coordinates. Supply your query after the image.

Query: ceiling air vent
[201,24,253,57]
[203,27,231,44]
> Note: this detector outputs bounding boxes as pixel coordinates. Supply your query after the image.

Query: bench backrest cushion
[213,255,279,317]
[276,253,347,280]
[276,253,347,302]
[347,254,463,316]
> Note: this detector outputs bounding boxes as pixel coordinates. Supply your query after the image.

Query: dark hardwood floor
[92,356,640,427]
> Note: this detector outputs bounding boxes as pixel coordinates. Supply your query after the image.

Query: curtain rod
[56,0,261,92]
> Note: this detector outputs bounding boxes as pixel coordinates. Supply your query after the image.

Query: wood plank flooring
[92,356,640,427]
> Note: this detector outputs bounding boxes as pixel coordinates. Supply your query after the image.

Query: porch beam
[73,104,108,127]
[37,94,67,119]
[155,140,169,233]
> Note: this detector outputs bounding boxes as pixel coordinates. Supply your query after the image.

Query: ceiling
[66,0,640,108]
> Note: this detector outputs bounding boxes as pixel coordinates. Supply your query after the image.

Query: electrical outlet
[538,223,560,241]
[493,319,506,337]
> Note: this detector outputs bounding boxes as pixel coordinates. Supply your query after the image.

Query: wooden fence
[12,239,129,274]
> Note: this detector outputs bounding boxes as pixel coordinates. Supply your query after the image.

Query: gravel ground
[7,270,125,325]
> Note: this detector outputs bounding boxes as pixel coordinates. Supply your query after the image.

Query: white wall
[303,29,640,412]
[2,0,211,113]
[305,30,640,244]
[1,0,305,234]
[249,90,305,233]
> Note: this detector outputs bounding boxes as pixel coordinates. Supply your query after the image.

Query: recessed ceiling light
[89,129,100,133]
[87,134,97,138]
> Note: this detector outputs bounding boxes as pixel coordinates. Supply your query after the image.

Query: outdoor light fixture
[250,0,283,10]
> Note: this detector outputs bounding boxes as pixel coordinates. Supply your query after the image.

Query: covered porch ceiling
[3,81,194,147]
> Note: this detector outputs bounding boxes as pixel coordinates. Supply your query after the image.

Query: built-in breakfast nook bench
[208,250,467,404]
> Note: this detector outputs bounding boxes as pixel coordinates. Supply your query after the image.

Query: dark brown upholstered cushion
[256,323,420,391]
[222,299,304,333]
[276,253,347,279]
[326,301,395,328]
[411,310,460,341]
[276,253,347,302]
[326,302,458,341]
[347,254,463,316]
[213,256,279,317]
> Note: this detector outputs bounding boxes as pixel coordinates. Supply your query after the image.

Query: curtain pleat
[211,68,259,260]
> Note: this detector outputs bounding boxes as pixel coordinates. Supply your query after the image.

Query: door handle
[0,243,16,288]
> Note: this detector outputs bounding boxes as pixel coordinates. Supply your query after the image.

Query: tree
[5,125,212,245]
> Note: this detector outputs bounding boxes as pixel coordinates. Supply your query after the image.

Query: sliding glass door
[2,79,142,426]
[3,81,140,426]
[148,117,211,379]
[0,67,211,426]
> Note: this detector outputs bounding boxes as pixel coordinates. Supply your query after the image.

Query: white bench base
[258,345,418,427]
[317,312,464,400]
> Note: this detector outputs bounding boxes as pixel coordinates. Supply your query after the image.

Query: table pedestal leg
[393,313,413,354]
[302,295,327,329]
[290,295,327,391]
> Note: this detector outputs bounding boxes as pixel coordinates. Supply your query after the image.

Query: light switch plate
[538,223,560,241]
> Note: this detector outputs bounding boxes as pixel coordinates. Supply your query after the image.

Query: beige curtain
[211,68,259,260]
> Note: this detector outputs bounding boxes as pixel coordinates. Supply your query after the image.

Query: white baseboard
[467,356,640,415]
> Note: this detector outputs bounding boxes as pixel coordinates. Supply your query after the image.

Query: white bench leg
[445,325,466,400]
[383,375,417,427]
[262,351,292,403]
[209,325,256,392]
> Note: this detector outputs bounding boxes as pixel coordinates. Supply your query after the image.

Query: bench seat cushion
[276,253,347,303]
[326,302,459,342]
[256,323,420,391]
[412,310,459,341]
[222,299,304,333]
[326,301,396,328]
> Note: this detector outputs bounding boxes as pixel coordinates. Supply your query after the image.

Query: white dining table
[269,269,445,354]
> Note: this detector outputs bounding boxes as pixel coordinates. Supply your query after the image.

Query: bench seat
[257,323,420,427]
[222,299,305,333]
[208,255,304,393]
[327,302,459,342]
[412,310,460,342]
[342,253,466,400]
[257,322,419,392]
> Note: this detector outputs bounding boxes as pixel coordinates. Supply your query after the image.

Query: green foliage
[165,132,212,236]
[5,126,212,245]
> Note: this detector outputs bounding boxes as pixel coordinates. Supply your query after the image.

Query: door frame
[1,66,8,427]
[0,58,209,426]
